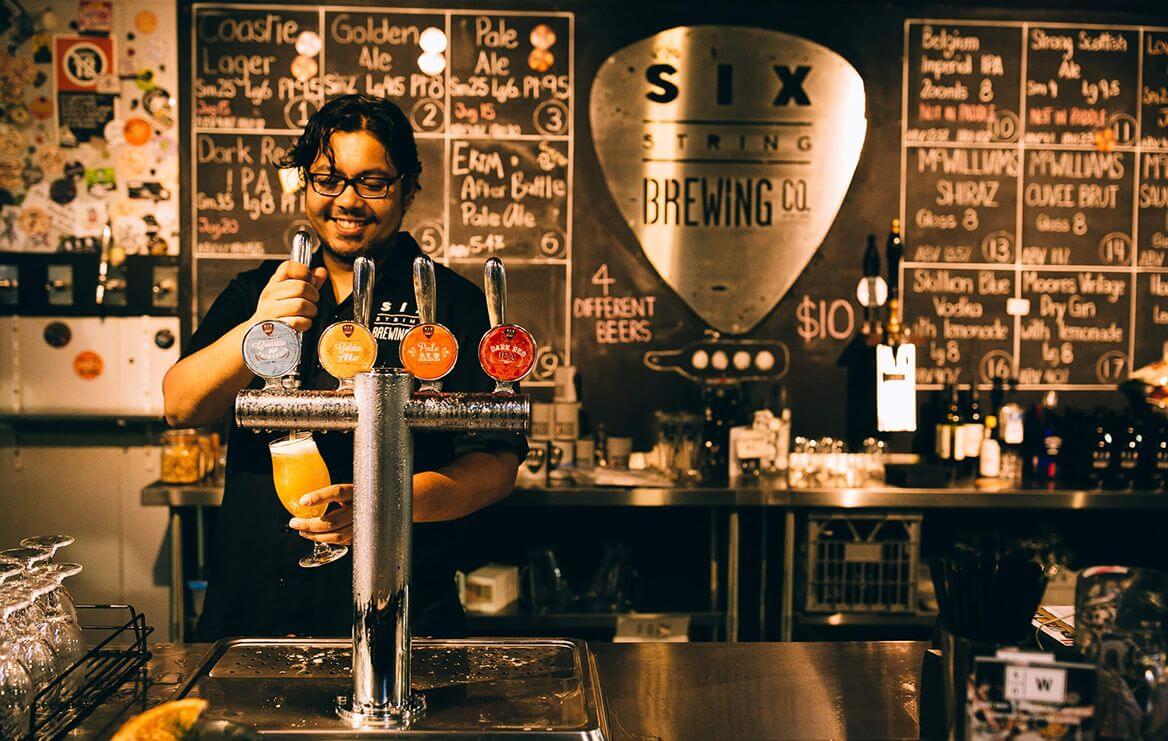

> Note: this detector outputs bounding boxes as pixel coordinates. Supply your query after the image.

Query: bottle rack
[27,604,153,739]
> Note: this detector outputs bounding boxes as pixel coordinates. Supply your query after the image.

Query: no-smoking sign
[55,36,114,93]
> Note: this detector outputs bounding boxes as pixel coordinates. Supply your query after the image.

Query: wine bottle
[1115,421,1143,490]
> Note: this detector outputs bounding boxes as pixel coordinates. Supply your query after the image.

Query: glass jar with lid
[161,429,204,484]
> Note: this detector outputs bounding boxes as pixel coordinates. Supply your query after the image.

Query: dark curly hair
[280,94,422,191]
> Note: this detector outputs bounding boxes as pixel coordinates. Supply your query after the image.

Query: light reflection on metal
[591,26,867,334]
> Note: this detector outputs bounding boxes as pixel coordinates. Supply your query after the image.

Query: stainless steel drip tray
[175,638,607,738]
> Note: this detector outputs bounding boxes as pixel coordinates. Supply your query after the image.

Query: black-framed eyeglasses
[306,171,405,199]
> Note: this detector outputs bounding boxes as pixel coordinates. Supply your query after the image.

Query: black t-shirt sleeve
[182,272,265,359]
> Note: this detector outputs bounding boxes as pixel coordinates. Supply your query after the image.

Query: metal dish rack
[27,604,153,739]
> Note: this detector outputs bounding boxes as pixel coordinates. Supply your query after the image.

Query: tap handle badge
[353,256,375,328]
[484,257,506,328]
[413,256,437,326]
[242,320,302,381]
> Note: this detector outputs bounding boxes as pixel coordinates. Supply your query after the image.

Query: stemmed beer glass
[270,432,348,567]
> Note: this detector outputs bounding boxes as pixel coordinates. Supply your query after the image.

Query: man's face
[304,130,415,263]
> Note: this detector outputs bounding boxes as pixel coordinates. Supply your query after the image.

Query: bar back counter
[141,480,1168,643]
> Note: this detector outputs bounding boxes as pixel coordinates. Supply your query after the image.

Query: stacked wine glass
[0,535,83,737]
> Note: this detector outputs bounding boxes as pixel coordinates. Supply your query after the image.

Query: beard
[314,206,401,264]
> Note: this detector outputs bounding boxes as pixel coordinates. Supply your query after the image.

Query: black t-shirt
[187,233,525,640]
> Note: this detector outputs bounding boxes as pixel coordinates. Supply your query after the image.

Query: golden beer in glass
[269,432,348,567]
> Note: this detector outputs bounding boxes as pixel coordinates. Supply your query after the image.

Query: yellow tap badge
[318,322,378,380]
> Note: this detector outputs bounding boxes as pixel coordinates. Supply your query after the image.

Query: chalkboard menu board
[191,5,573,382]
[902,20,1168,390]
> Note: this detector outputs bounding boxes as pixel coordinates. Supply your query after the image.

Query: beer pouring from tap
[399,256,459,393]
[478,257,537,394]
[317,256,378,390]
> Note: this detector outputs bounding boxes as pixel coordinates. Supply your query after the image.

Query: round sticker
[242,321,301,379]
[35,145,66,173]
[142,88,175,127]
[290,55,318,82]
[49,178,76,204]
[478,324,537,383]
[318,322,378,380]
[528,49,554,73]
[21,164,43,187]
[8,57,36,86]
[28,95,53,120]
[295,30,322,57]
[0,124,27,159]
[123,117,153,146]
[147,234,169,255]
[74,351,103,380]
[0,159,22,190]
[530,24,557,50]
[134,10,158,34]
[6,104,30,127]
[114,145,151,177]
[16,206,50,236]
[400,323,459,381]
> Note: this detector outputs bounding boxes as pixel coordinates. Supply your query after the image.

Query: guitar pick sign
[590,26,867,334]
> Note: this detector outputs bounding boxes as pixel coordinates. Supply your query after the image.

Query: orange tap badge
[400,323,458,381]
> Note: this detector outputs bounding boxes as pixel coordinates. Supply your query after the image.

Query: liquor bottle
[961,384,985,472]
[1035,391,1062,487]
[1115,420,1143,490]
[978,425,1001,479]
[594,423,608,468]
[885,220,904,344]
[998,378,1025,446]
[986,377,1003,437]
[861,235,883,341]
[700,384,745,485]
[935,384,965,478]
[935,384,954,462]
[1148,419,1168,491]
[1086,412,1112,490]
[996,379,1024,485]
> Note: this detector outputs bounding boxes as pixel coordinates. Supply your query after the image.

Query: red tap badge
[478,324,536,383]
[400,323,459,381]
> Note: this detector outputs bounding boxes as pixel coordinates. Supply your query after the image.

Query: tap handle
[353,256,374,328]
[477,257,536,392]
[413,256,437,325]
[95,223,112,305]
[484,257,505,328]
[291,228,315,268]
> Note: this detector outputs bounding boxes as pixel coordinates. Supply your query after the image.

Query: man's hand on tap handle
[289,485,353,545]
[249,260,328,333]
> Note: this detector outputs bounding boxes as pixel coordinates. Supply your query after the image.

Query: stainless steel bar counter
[79,640,926,739]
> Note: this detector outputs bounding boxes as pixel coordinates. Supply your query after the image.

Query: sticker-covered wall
[0,0,178,258]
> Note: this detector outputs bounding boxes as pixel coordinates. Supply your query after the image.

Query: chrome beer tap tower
[236,230,533,727]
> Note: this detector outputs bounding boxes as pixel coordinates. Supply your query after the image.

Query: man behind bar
[163,94,525,640]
